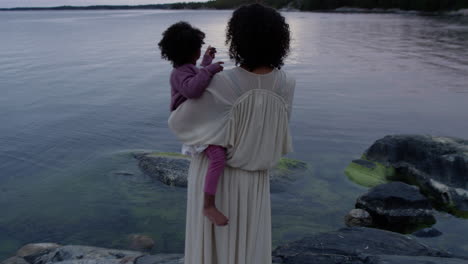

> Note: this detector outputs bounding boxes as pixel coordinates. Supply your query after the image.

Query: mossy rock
[134,152,308,193]
[345,134,468,219]
[345,158,395,188]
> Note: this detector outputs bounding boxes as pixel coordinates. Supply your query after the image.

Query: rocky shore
[3,227,468,264]
[3,134,467,264]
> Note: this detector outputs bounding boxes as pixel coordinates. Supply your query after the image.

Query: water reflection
[0,10,467,259]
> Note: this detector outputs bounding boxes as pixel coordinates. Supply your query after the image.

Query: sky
[0,0,202,8]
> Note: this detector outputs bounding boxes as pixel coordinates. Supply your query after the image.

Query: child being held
[158,21,228,226]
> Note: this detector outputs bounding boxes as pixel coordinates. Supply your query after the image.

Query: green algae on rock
[345,135,468,218]
[345,158,395,187]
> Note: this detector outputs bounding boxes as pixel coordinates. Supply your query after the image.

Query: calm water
[0,10,468,259]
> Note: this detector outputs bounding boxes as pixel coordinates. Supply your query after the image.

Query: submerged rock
[412,227,443,238]
[344,208,373,227]
[135,255,183,264]
[272,227,468,264]
[345,135,468,218]
[128,234,155,251]
[356,182,435,233]
[134,152,308,193]
[134,152,190,188]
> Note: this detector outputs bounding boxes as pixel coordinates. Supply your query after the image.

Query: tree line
[211,0,468,11]
[1,0,467,12]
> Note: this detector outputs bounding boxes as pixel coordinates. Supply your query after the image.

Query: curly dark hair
[226,4,291,70]
[158,21,205,67]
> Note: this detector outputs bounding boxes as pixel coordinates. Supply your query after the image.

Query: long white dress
[168,67,295,264]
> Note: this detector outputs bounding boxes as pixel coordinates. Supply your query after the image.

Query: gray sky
[0,0,202,8]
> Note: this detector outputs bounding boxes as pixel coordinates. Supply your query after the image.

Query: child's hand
[206,61,224,74]
[205,46,217,59]
[213,61,224,73]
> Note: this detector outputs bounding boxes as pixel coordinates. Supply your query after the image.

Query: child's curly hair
[158,21,205,67]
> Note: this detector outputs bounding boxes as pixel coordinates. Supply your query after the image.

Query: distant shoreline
[0,4,187,11]
[1,4,467,16]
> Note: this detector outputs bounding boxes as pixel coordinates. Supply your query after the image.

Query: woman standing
[169,4,294,264]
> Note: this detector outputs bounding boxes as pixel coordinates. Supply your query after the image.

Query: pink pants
[204,145,226,195]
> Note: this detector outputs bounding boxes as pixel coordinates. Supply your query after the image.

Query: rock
[32,245,144,264]
[16,243,61,260]
[134,152,308,192]
[345,135,468,218]
[6,244,185,264]
[113,171,134,176]
[1,257,29,264]
[412,227,443,238]
[135,254,184,264]
[356,182,435,233]
[128,234,155,251]
[270,158,308,192]
[344,208,373,227]
[272,227,468,264]
[134,152,190,187]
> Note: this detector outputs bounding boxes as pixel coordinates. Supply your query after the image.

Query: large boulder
[345,135,468,218]
[272,227,468,264]
[134,152,308,193]
[356,182,435,233]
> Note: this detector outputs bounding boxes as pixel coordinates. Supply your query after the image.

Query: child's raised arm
[175,62,223,99]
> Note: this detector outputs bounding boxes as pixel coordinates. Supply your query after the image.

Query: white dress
[168,67,295,264]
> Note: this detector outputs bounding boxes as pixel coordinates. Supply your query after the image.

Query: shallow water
[0,10,468,259]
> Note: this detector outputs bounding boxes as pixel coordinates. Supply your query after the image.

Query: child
[158,21,229,226]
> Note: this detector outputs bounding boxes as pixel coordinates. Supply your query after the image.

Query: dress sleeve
[168,74,235,147]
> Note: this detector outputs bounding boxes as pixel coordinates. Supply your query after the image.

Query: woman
[169,4,295,264]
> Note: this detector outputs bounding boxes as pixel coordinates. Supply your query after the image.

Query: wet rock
[135,254,184,264]
[356,182,435,233]
[128,234,155,251]
[412,227,443,238]
[114,171,134,176]
[5,244,185,264]
[1,257,29,264]
[32,245,143,264]
[16,243,61,260]
[344,208,373,227]
[134,153,190,187]
[272,227,468,264]
[270,158,308,192]
[345,135,468,218]
[134,152,308,192]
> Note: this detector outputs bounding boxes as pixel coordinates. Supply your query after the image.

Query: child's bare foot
[203,206,229,226]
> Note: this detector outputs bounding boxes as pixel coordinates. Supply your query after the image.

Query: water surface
[0,10,468,259]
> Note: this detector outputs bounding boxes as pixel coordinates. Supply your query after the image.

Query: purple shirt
[170,54,222,111]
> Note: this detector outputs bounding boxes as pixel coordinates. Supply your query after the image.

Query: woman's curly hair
[158,21,205,67]
[226,4,291,70]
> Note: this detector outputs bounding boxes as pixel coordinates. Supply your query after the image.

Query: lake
[0,10,467,260]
